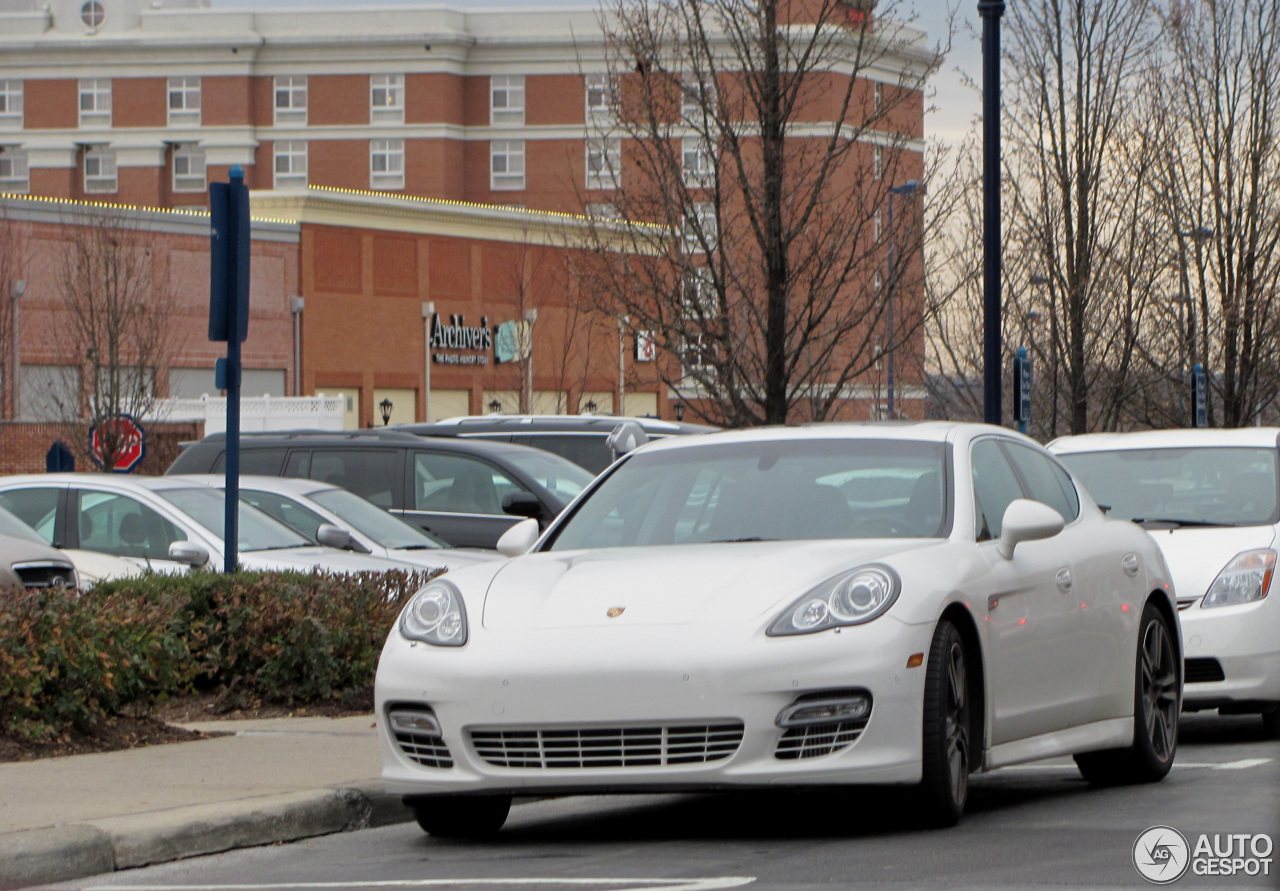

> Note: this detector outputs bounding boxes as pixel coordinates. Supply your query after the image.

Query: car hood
[482,539,936,630]
[1143,525,1276,601]
[63,550,144,587]
[238,547,418,575]
[390,547,503,575]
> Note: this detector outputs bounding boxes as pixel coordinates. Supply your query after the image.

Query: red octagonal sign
[88,415,146,473]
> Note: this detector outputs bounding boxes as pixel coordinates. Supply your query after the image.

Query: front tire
[1075,601,1179,785]
[409,795,512,838]
[918,619,972,827]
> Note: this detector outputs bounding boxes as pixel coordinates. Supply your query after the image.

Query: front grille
[469,722,745,769]
[775,721,866,759]
[394,729,454,768]
[1185,657,1226,684]
[12,561,76,589]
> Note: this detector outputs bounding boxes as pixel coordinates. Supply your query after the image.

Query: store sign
[430,313,493,366]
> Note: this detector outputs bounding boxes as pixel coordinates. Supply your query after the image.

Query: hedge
[0,569,432,743]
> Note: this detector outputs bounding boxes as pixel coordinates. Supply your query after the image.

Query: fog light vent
[388,706,453,769]
[774,689,871,760]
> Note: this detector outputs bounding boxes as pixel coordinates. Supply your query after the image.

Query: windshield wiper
[1130,517,1234,529]
[709,537,779,543]
[395,545,437,551]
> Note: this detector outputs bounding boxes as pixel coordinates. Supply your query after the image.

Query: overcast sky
[211,0,982,146]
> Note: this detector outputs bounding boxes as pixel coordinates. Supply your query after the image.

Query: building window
[491,75,525,126]
[682,136,713,187]
[873,145,882,181]
[79,79,111,127]
[682,203,717,254]
[274,76,307,124]
[585,73,616,119]
[0,81,22,128]
[874,208,882,242]
[0,146,29,193]
[172,143,205,192]
[80,0,104,28]
[167,77,200,125]
[274,140,307,188]
[585,137,620,190]
[83,145,117,193]
[490,139,525,190]
[682,73,716,122]
[681,333,717,380]
[370,138,404,190]
[682,266,718,319]
[370,74,404,123]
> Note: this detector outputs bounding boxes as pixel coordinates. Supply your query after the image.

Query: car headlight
[1201,549,1275,608]
[399,579,467,646]
[767,565,900,636]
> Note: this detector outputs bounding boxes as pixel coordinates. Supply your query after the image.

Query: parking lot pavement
[0,715,413,889]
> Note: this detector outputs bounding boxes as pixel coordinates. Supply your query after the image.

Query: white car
[375,422,1179,836]
[174,475,501,575]
[0,474,419,576]
[1051,428,1280,739]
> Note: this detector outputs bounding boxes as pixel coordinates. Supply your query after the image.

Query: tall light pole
[979,0,1006,425]
[522,307,537,414]
[289,296,304,397]
[886,180,920,420]
[421,301,434,422]
[1029,273,1055,436]
[1176,225,1213,425]
[10,279,25,419]
[617,314,628,417]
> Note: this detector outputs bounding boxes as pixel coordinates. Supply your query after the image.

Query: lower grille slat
[1185,657,1226,684]
[774,720,866,760]
[470,721,744,769]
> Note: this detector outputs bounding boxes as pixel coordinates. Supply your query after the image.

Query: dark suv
[396,414,716,474]
[166,430,595,549]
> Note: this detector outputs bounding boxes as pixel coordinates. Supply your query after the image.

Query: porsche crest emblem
[607,607,626,618]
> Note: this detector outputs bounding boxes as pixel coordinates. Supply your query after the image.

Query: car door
[69,489,193,573]
[971,437,1083,744]
[399,450,528,548]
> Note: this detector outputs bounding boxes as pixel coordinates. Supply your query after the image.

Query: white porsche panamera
[375,422,1181,835]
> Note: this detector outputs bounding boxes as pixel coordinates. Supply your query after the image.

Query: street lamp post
[421,301,434,422]
[289,296,304,396]
[1176,225,1213,425]
[9,279,25,419]
[979,0,1006,425]
[379,397,393,426]
[886,180,920,420]
[522,308,538,414]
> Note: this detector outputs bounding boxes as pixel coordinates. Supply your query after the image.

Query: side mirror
[168,540,210,567]
[315,523,354,551]
[606,421,649,460]
[496,518,539,557]
[997,499,1065,560]
[502,491,543,519]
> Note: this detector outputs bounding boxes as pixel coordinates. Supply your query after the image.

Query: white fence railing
[146,395,345,435]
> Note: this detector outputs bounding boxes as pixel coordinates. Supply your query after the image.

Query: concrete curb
[0,783,413,890]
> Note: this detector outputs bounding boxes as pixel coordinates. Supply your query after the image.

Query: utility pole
[979,0,1006,425]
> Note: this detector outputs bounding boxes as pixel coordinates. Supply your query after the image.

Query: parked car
[175,475,501,575]
[0,503,141,587]
[396,414,717,473]
[166,430,596,549]
[0,529,77,590]
[0,474,420,576]
[376,422,1179,836]
[1050,428,1280,738]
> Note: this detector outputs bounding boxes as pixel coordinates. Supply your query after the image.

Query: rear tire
[917,619,972,827]
[1263,705,1280,740]
[410,795,512,838]
[1075,602,1179,785]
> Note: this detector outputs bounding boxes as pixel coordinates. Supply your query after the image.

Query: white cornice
[0,192,300,242]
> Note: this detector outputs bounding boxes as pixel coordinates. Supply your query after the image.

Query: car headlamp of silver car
[1202,548,1275,608]
[767,565,900,636]
[400,579,467,646]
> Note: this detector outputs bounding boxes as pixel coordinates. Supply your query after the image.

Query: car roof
[0,473,215,492]
[400,414,718,436]
[1049,428,1280,454]
[177,474,334,496]
[183,429,555,459]
[624,420,1024,455]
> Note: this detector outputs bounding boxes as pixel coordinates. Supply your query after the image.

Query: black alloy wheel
[919,619,971,826]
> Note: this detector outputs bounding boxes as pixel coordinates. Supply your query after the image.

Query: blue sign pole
[210,165,251,572]
[1192,363,1207,428]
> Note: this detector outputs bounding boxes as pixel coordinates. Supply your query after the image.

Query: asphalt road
[54,714,1280,891]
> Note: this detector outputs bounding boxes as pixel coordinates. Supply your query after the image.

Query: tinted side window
[0,488,60,544]
[971,439,1024,541]
[516,434,613,474]
[284,450,310,478]
[240,490,327,540]
[308,450,401,508]
[76,491,184,560]
[211,447,287,475]
[1004,442,1080,522]
[414,452,523,515]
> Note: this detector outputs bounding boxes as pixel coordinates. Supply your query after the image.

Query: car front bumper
[375,617,936,797]
[1180,596,1280,707]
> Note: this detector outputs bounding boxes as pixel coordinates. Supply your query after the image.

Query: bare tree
[49,206,183,469]
[0,201,29,419]
[574,0,941,427]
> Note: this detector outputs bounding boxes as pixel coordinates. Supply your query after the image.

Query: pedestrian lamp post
[379,397,393,426]
[1176,224,1213,419]
[886,180,921,420]
[1171,292,1197,426]
[674,402,685,422]
[9,279,25,419]
[584,399,597,414]
[488,398,502,414]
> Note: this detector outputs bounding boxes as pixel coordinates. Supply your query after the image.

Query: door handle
[1056,568,1074,593]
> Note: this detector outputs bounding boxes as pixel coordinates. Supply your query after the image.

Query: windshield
[0,505,48,545]
[310,488,446,550]
[1059,447,1280,526]
[156,487,313,551]
[548,438,949,550]
[504,450,595,507]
